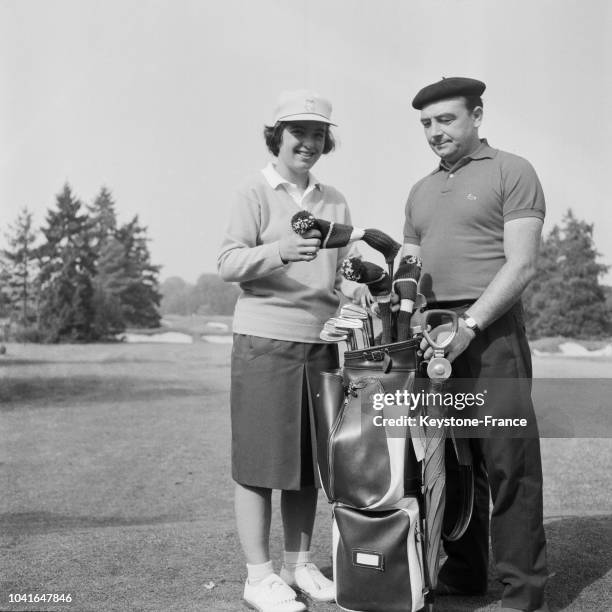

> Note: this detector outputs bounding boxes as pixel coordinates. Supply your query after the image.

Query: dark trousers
[438,302,548,611]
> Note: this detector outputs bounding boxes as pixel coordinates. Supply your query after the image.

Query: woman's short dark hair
[464,95,484,113]
[263,121,336,156]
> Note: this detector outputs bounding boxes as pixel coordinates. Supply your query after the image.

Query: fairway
[1,343,610,612]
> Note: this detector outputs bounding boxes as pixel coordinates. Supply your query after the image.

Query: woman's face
[276,121,327,178]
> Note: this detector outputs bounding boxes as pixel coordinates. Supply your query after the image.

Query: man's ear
[472,106,483,127]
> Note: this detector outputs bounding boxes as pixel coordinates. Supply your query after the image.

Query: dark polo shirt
[403,140,545,303]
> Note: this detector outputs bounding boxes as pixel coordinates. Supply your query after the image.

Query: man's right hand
[279,228,322,262]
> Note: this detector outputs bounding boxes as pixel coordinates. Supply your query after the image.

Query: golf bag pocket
[313,340,421,509]
[312,370,345,499]
[333,498,425,612]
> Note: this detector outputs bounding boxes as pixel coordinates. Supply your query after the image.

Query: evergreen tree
[88,186,118,248]
[0,258,12,319]
[116,216,161,328]
[524,209,610,338]
[1,207,39,325]
[37,184,97,342]
[91,236,133,338]
[87,187,129,338]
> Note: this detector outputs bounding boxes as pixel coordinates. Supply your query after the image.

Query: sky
[2,0,611,284]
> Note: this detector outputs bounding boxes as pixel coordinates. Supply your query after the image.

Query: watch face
[462,314,478,332]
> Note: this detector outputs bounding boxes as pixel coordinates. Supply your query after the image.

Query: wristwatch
[461,312,481,336]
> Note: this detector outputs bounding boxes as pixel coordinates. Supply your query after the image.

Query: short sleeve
[403,185,421,245]
[501,155,546,222]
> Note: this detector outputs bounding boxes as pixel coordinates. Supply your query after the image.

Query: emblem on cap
[272,89,336,126]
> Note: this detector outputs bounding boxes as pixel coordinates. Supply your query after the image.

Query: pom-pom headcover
[291,211,317,235]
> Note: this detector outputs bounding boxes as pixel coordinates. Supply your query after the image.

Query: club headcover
[362,229,401,263]
[341,257,391,297]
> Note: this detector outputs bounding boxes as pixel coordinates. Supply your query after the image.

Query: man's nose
[429,121,442,138]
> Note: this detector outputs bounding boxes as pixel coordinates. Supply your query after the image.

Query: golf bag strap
[443,433,474,542]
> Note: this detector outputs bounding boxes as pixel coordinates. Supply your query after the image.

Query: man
[403,77,549,612]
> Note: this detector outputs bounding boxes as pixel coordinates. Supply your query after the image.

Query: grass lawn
[0,342,610,612]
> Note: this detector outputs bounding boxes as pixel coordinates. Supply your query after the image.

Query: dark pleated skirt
[230,333,339,490]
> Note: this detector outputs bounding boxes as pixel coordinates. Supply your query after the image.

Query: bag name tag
[353,549,384,571]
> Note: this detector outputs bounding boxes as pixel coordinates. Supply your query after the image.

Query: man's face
[419,97,482,164]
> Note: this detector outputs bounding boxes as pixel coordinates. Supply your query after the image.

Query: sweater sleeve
[217,188,286,283]
[333,198,365,301]
[334,201,353,290]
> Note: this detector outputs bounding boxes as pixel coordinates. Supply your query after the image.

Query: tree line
[1,184,161,342]
[160,274,240,317]
[523,210,610,338]
[3,197,609,342]
[160,209,611,340]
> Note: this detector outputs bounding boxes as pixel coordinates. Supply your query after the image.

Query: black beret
[412,77,486,110]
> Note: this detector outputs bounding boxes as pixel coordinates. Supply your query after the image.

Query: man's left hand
[419,319,476,363]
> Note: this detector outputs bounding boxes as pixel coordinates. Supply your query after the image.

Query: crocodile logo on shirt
[466,193,478,200]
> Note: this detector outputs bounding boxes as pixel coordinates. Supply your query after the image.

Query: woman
[217,90,351,612]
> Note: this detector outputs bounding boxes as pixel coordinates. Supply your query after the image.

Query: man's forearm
[465,259,536,329]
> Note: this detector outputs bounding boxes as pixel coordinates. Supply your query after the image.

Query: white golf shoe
[280,562,335,603]
[243,573,306,612]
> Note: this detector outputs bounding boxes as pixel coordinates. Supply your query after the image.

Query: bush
[13,325,44,343]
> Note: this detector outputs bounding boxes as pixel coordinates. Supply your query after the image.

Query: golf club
[409,293,428,336]
[341,257,393,345]
[291,212,401,269]
[340,304,373,347]
[320,329,350,350]
[329,318,360,350]
[331,316,367,349]
[393,255,423,341]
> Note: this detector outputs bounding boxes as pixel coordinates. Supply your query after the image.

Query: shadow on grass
[0,357,180,366]
[431,514,612,611]
[203,516,612,612]
[0,375,218,409]
[0,511,190,540]
[544,514,611,611]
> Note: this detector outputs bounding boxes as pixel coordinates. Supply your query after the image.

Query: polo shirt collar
[437,138,497,172]
[261,162,321,191]
[468,139,497,160]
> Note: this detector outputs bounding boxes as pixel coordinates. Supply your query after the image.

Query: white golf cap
[272,89,337,126]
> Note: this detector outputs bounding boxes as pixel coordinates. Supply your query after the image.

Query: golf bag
[314,339,422,510]
[313,337,473,612]
[314,339,426,612]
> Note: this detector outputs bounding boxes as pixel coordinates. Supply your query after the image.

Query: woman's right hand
[279,228,322,262]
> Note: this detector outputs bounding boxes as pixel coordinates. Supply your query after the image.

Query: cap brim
[276,113,337,126]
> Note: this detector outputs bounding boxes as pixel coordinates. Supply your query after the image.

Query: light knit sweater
[217,169,352,342]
